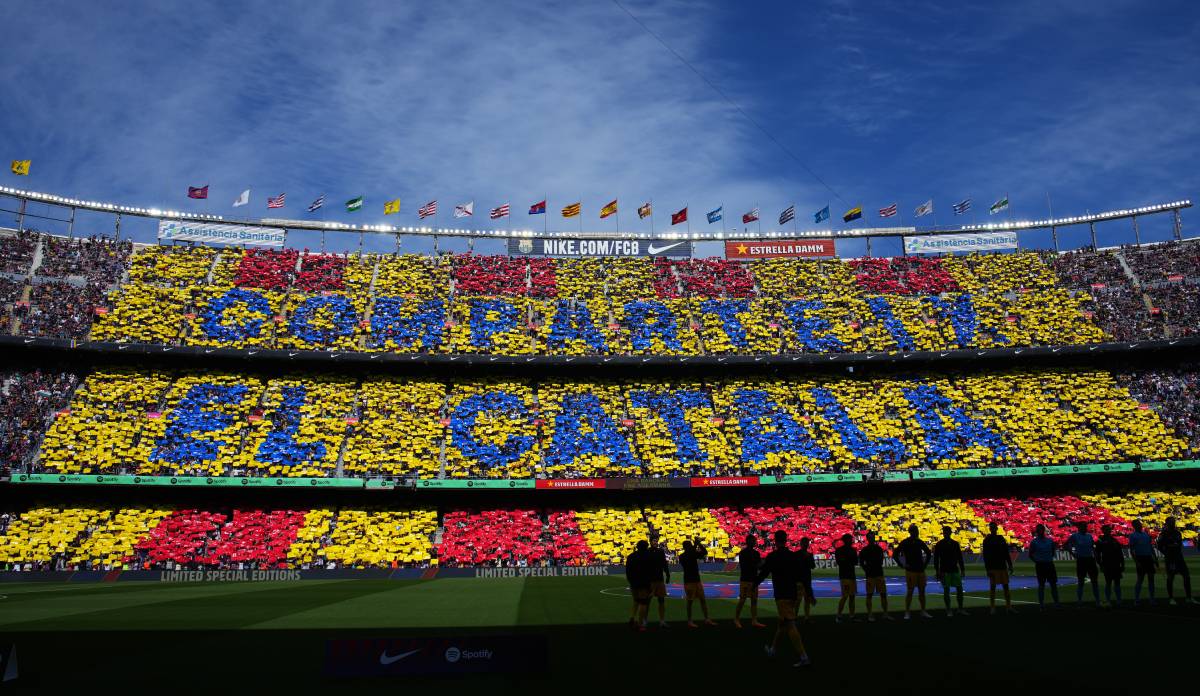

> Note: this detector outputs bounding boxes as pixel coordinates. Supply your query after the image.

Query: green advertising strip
[1140,460,1200,472]
[415,479,536,489]
[882,472,911,482]
[364,479,400,489]
[759,473,868,485]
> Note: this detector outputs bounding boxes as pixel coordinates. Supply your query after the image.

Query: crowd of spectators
[23,366,1193,479]
[0,230,37,274]
[36,235,132,282]
[0,369,78,471]
[1,489,1194,570]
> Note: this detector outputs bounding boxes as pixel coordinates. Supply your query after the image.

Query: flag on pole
[742,207,760,224]
[561,202,582,218]
[842,206,863,223]
[384,199,401,215]
[780,205,797,225]
[638,202,652,219]
[671,207,688,225]
[914,199,934,217]
[706,206,723,224]
[600,200,618,219]
[10,160,30,176]
[490,203,510,219]
[529,200,547,215]
[952,199,972,215]
[989,196,1009,215]
[418,200,438,219]
[810,206,826,224]
[454,201,474,218]
[187,185,209,200]
[267,193,286,209]
[233,189,250,207]
[308,195,326,212]
[879,203,898,218]
[346,196,363,212]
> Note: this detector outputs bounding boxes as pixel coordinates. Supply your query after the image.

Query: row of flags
[9,158,1016,225]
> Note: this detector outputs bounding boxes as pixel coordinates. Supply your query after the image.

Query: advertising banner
[325,635,548,677]
[10,473,361,488]
[158,220,287,247]
[723,238,835,259]
[534,478,606,489]
[882,472,912,482]
[1139,459,1200,472]
[506,237,691,258]
[903,231,1018,255]
[759,473,867,485]
[690,476,759,487]
[415,479,535,490]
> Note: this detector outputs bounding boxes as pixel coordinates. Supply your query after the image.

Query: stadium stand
[4,231,1200,353]
[1,488,1195,570]
[0,369,78,471]
[10,366,1190,478]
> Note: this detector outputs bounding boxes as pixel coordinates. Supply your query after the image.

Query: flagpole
[757,203,762,236]
[579,195,583,235]
[686,203,690,234]
[650,198,655,236]
[544,194,548,235]
[793,204,798,234]
[721,203,726,235]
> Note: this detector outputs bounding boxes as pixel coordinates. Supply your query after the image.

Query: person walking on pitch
[895,525,933,619]
[1127,520,1157,606]
[1028,524,1061,610]
[647,535,670,627]
[756,530,811,668]
[981,522,1015,615]
[834,533,859,623]
[734,534,766,629]
[933,526,966,617]
[859,531,893,621]
[1096,524,1125,608]
[680,539,716,627]
[1067,521,1101,607]
[1157,517,1196,605]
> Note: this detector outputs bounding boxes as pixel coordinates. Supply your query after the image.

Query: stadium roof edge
[0,186,1190,241]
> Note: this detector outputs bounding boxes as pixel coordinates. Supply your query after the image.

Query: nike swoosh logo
[379,649,420,665]
[646,242,682,254]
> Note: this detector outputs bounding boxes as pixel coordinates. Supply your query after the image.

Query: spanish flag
[562,202,581,218]
[384,198,401,215]
[842,206,863,223]
[600,199,618,219]
[11,160,30,176]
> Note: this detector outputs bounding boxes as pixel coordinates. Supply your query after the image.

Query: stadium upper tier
[1,231,1199,354]
[0,485,1195,569]
[6,365,1198,479]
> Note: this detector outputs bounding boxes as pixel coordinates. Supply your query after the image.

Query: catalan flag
[10,160,30,176]
[562,202,582,218]
[842,206,863,223]
[384,199,401,215]
[600,199,618,219]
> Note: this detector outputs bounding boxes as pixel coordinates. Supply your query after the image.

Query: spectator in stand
[0,369,78,471]
[0,230,37,274]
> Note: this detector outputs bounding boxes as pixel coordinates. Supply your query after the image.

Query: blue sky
[1,0,1197,255]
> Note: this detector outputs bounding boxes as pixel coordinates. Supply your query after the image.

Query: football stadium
[3,1,1200,691]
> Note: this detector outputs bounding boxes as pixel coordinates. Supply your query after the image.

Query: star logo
[736,244,748,255]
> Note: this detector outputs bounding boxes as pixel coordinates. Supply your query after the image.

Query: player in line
[1158,517,1196,605]
[834,533,858,623]
[982,522,1015,615]
[680,538,717,628]
[797,537,818,622]
[1096,524,1125,608]
[933,526,967,617]
[647,535,670,628]
[755,530,811,668]
[1127,520,1157,606]
[1067,521,1102,607]
[625,540,651,632]
[734,534,766,629]
[894,525,933,619]
[860,531,893,621]
[1028,524,1061,610]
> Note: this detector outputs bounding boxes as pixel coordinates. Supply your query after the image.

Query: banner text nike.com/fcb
[506,237,692,258]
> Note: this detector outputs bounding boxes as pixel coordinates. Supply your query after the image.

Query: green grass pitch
[1,561,1197,691]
